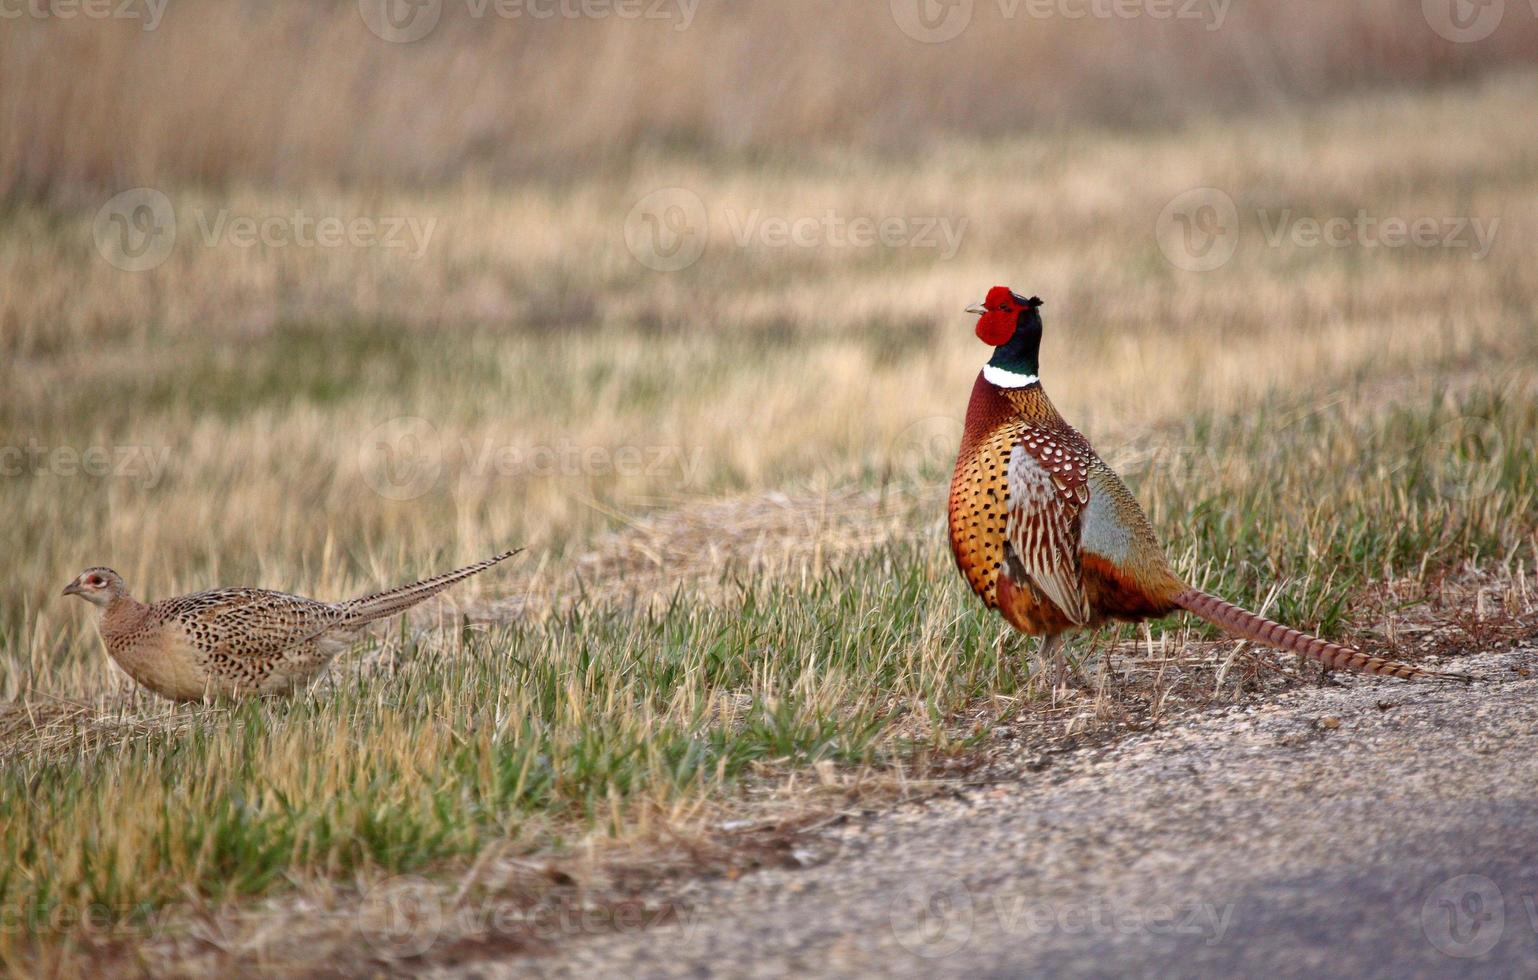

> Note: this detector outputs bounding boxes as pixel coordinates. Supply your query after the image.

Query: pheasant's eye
[88,576,103,587]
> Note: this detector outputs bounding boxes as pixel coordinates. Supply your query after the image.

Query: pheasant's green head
[967,286,1044,387]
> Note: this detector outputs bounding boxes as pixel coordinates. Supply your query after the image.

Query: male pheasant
[948,286,1469,687]
[62,550,519,700]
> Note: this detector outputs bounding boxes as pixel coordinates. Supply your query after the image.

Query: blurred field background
[3,0,1538,971]
[5,0,1538,198]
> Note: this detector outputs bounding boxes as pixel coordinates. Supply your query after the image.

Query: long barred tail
[337,549,521,626]
[1173,588,1473,683]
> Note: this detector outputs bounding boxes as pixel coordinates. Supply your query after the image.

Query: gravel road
[448,646,1537,979]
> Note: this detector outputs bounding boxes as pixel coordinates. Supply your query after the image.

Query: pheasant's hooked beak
[61,581,82,597]
[965,300,987,316]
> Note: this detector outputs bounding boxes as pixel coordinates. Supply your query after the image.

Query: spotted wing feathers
[153,549,520,661]
[156,588,345,660]
[1004,424,1094,626]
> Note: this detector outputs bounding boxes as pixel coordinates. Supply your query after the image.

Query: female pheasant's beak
[62,580,83,597]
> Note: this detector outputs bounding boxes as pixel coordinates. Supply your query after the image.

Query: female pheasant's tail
[337,549,521,627]
[1172,588,1474,682]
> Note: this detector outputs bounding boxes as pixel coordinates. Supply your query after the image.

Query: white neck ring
[983,364,1039,388]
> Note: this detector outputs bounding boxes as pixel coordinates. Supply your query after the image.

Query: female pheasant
[948,286,1468,687]
[62,550,519,700]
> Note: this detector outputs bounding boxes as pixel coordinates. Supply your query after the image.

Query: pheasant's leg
[1032,633,1067,696]
[1052,638,1072,697]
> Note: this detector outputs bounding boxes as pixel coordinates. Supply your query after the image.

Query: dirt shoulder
[482,645,1538,979]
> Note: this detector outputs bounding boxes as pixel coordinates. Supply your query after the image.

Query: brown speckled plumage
[63,550,519,700]
[949,375,1184,638]
[949,287,1470,684]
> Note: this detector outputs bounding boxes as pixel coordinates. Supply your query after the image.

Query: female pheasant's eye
[88,576,103,586]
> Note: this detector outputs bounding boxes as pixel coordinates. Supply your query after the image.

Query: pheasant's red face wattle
[973,285,1021,346]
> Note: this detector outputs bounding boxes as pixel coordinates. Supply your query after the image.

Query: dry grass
[2,72,1537,972]
[4,70,1535,638]
[4,0,1538,197]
